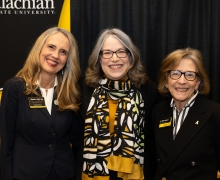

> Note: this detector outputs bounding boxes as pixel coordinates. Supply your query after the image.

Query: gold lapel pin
[195,121,199,125]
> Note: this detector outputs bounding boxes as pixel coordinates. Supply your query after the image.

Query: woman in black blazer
[153,47,220,180]
[0,27,83,180]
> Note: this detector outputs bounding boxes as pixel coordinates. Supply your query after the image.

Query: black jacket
[153,95,220,180]
[0,77,83,180]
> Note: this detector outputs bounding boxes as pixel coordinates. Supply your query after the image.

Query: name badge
[159,117,172,128]
[29,97,46,108]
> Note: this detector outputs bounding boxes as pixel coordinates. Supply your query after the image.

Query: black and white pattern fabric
[82,77,145,180]
[171,90,198,140]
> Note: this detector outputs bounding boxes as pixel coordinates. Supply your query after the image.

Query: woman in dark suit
[153,47,220,180]
[79,28,160,180]
[0,27,83,180]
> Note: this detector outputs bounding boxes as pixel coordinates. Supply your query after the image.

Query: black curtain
[0,1,63,86]
[71,0,220,102]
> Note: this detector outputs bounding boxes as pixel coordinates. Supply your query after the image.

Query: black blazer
[153,95,220,180]
[75,79,161,180]
[0,78,83,180]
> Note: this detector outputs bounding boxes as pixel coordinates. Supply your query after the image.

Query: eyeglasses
[100,49,128,59]
[168,70,198,81]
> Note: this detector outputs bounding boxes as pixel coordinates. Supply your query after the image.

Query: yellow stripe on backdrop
[58,0,71,31]
[0,88,3,105]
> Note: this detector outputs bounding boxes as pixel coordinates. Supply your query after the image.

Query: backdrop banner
[0,0,63,87]
[0,0,220,103]
[0,1,220,178]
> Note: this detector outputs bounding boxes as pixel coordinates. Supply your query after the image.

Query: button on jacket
[0,78,83,180]
[153,95,220,180]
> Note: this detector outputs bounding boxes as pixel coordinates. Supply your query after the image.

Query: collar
[36,76,58,88]
[170,90,198,109]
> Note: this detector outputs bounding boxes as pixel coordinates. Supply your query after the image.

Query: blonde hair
[16,27,81,111]
[85,28,148,88]
[158,47,210,96]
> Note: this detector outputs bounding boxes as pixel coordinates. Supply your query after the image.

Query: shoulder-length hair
[158,47,210,96]
[85,28,148,88]
[16,27,81,112]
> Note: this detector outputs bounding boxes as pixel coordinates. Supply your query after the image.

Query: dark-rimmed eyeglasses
[100,49,128,59]
[168,70,198,81]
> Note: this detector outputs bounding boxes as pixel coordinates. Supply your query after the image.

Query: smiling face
[166,58,201,109]
[39,32,70,77]
[100,35,132,80]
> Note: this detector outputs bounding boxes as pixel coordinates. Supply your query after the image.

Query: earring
[164,86,168,90]
[62,69,64,75]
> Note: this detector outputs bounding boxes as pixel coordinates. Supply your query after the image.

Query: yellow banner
[58,0,71,31]
[0,88,2,105]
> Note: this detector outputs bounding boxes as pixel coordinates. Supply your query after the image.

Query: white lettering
[14,0,21,9]
[1,0,6,8]
[23,0,31,9]
[0,10,11,14]
[0,0,55,9]
[45,0,54,9]
[32,0,35,8]
[6,0,13,9]
[13,9,55,14]
[36,0,44,9]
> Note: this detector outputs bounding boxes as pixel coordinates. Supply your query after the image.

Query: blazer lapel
[161,96,211,174]
[80,82,94,120]
[39,108,52,120]
[36,88,55,122]
[51,93,58,121]
[157,104,174,153]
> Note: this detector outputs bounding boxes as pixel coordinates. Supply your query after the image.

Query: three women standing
[4,27,216,180]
